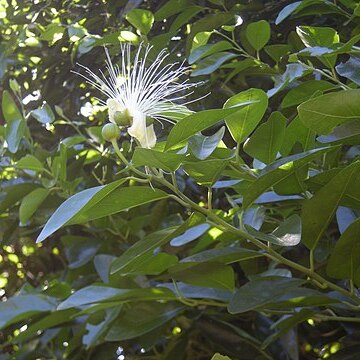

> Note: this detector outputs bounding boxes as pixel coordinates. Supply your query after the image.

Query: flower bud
[113,109,132,126]
[102,123,120,142]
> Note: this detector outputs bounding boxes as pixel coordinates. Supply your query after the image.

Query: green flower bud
[102,123,120,142]
[113,109,132,126]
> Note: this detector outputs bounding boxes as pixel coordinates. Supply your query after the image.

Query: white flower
[77,44,197,148]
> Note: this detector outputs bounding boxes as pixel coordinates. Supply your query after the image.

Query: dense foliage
[1,0,360,359]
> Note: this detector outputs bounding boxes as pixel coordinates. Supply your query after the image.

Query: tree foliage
[1,0,360,359]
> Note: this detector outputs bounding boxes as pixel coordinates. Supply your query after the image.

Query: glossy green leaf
[6,309,78,345]
[111,214,203,274]
[0,295,57,330]
[105,302,183,341]
[181,247,263,264]
[2,90,22,122]
[120,252,178,276]
[132,148,184,171]
[83,308,121,348]
[246,215,301,247]
[165,104,254,150]
[58,286,176,310]
[262,309,314,349]
[188,126,225,160]
[125,9,154,35]
[336,56,360,86]
[170,223,210,246]
[275,2,302,24]
[0,183,39,214]
[188,41,233,64]
[183,158,230,186]
[244,112,286,164]
[302,161,360,250]
[246,20,271,51]
[169,262,235,291]
[243,147,334,208]
[298,90,360,134]
[17,154,45,172]
[19,188,49,224]
[224,88,268,143]
[191,52,237,76]
[36,180,168,242]
[327,218,360,285]
[297,26,339,48]
[281,116,315,155]
[228,277,305,314]
[31,103,55,124]
[281,80,333,108]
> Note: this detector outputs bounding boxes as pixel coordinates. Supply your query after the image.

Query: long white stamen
[76,43,202,148]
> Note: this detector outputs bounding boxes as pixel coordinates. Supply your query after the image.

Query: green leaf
[297,26,339,48]
[243,147,334,208]
[36,180,168,243]
[19,188,49,224]
[191,52,237,76]
[281,116,315,155]
[120,252,178,276]
[183,158,230,186]
[228,277,305,314]
[188,126,225,160]
[125,9,154,35]
[163,282,232,302]
[17,154,45,172]
[186,13,233,53]
[39,23,64,42]
[61,235,101,269]
[83,308,120,349]
[302,161,360,250]
[0,295,57,330]
[246,20,271,51]
[170,223,210,246]
[275,2,302,24]
[181,247,263,264]
[6,309,78,345]
[244,112,286,164]
[262,309,314,349]
[132,148,184,171]
[169,262,235,291]
[298,90,360,134]
[31,103,55,124]
[105,302,183,341]
[188,41,233,64]
[110,214,203,274]
[281,80,334,109]
[336,56,360,86]
[268,63,308,98]
[2,90,22,123]
[327,218,360,285]
[58,286,176,310]
[317,120,360,146]
[2,90,25,153]
[0,183,39,214]
[246,215,302,247]
[165,104,254,150]
[224,89,268,143]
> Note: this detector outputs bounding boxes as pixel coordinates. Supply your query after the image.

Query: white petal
[107,98,123,124]
[127,111,156,148]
